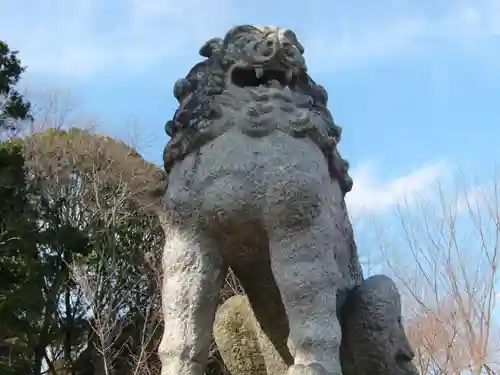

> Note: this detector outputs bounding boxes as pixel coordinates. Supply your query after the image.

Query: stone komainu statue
[160,24,418,375]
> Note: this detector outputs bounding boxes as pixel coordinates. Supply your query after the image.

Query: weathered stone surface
[163,25,353,195]
[215,276,418,375]
[159,24,416,375]
[340,275,418,375]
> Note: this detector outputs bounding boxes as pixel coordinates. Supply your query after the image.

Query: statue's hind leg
[267,212,344,375]
[158,228,227,375]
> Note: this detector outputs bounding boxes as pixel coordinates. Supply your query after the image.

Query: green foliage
[0,40,32,131]
[0,139,41,373]
[0,129,166,374]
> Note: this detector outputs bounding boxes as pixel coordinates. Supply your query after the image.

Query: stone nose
[244,32,302,68]
[253,34,286,63]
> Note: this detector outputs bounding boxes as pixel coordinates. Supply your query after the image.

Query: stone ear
[283,29,304,54]
[199,38,223,58]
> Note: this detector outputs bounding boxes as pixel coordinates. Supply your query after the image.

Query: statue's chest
[164,129,333,229]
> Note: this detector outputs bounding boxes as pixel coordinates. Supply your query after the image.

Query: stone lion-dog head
[164,24,352,194]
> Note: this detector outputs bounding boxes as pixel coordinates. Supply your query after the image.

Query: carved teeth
[255,66,264,79]
[268,79,282,89]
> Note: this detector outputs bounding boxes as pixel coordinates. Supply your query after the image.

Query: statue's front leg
[159,227,227,375]
[267,211,344,375]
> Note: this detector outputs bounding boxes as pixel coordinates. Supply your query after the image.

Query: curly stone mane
[158,24,418,375]
[163,25,352,194]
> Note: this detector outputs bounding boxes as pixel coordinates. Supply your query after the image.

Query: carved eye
[281,41,295,57]
[241,37,261,55]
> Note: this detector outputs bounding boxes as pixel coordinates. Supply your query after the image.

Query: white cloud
[453,173,500,217]
[304,0,500,73]
[0,0,236,77]
[346,162,500,223]
[455,184,488,215]
[345,160,448,217]
[1,0,500,78]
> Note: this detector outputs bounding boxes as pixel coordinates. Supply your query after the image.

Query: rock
[213,295,287,375]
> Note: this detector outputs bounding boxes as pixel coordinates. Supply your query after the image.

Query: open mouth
[230,66,297,89]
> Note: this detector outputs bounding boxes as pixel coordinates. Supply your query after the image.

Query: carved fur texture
[159,25,416,375]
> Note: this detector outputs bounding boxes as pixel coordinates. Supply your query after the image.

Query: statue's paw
[287,363,339,375]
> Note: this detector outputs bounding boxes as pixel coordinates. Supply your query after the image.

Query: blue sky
[2,0,498,214]
[2,0,499,323]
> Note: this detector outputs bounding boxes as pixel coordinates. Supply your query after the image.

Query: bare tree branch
[376,171,499,374]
